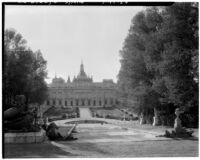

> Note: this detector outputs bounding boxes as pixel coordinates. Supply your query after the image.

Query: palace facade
[45,62,118,107]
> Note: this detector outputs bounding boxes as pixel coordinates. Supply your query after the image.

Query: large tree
[4,28,48,109]
[118,3,198,127]
[118,7,163,123]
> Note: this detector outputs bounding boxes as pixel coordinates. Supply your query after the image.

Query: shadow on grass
[172,137,198,141]
[4,141,77,158]
[156,135,198,141]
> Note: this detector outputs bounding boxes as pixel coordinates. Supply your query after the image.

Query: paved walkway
[79,108,92,118]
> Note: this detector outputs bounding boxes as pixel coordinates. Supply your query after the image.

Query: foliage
[4,28,48,107]
[118,3,198,127]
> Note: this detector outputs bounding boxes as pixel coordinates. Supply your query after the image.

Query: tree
[3,28,48,110]
[118,3,198,127]
[157,3,199,127]
[118,7,163,123]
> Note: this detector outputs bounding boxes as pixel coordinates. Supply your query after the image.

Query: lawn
[90,107,134,120]
[43,106,79,121]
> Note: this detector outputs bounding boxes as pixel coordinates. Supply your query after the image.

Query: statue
[174,108,184,133]
[46,122,77,141]
[4,95,35,132]
[158,108,193,138]
[46,122,62,140]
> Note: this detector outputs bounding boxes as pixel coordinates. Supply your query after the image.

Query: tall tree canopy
[118,3,198,127]
[4,28,48,107]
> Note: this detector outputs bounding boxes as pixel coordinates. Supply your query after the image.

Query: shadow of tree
[4,141,77,158]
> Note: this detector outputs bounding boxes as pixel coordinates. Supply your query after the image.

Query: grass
[43,106,79,122]
[4,122,199,158]
[44,106,78,117]
[4,142,75,158]
[90,107,134,120]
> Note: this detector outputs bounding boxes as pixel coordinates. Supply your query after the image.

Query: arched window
[99,100,101,106]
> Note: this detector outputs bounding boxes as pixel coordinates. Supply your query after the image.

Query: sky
[5,5,144,83]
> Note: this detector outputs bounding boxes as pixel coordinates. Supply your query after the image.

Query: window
[53,100,56,105]
[76,99,79,106]
[47,100,50,105]
[116,99,118,105]
[105,99,107,105]
[99,100,101,106]
[82,99,85,106]
[93,100,96,106]
[65,101,67,106]
[59,100,62,105]
[71,101,73,106]
[110,99,113,105]
[88,99,90,106]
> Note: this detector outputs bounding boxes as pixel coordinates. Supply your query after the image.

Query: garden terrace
[90,107,137,121]
[43,106,79,121]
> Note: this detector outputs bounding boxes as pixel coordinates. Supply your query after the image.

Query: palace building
[45,62,118,107]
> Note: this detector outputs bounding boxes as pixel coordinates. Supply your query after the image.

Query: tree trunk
[153,107,159,126]
[139,112,145,125]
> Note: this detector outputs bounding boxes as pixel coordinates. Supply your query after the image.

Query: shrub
[132,117,139,121]
[62,114,67,119]
[180,113,198,128]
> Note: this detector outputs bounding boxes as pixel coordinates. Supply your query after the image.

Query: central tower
[73,61,93,83]
[79,61,87,77]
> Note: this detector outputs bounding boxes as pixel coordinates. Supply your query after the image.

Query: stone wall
[4,129,46,143]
